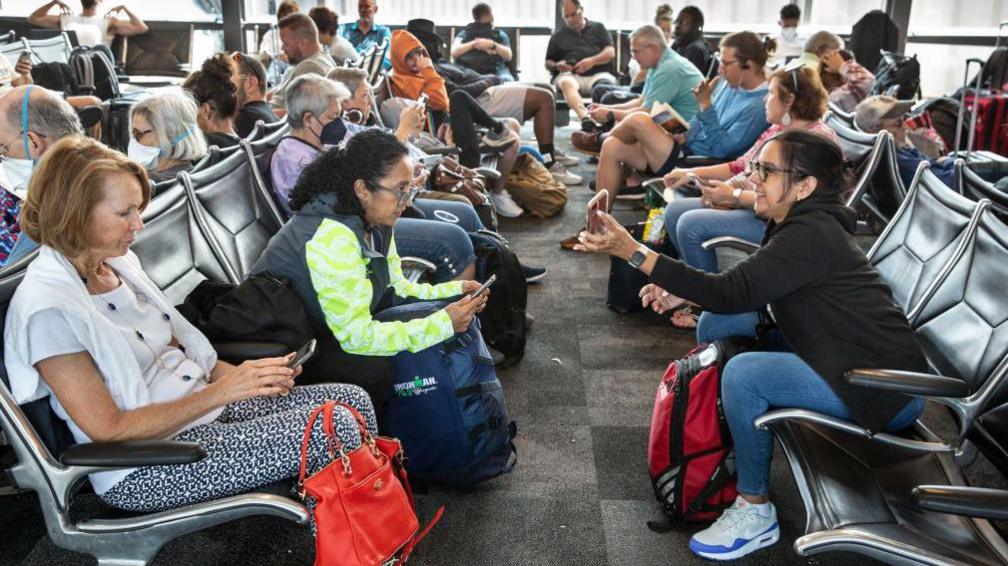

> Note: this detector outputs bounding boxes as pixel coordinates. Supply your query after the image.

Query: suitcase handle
[955,58,987,152]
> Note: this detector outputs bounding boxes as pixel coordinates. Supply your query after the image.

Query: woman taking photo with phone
[252,129,489,407]
[574,130,926,561]
[5,136,376,515]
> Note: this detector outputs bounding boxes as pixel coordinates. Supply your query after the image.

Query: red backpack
[648,339,754,526]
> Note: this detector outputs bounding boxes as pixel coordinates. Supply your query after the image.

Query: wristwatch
[628,244,650,269]
[731,187,743,208]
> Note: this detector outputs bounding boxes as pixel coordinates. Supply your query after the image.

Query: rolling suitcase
[952,58,1008,181]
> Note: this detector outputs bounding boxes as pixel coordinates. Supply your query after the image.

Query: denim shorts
[395,218,476,282]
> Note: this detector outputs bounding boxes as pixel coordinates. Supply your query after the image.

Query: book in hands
[650,102,690,135]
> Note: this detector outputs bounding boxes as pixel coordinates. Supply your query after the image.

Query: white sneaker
[553,150,580,167]
[491,189,524,217]
[688,496,780,561]
[550,163,583,186]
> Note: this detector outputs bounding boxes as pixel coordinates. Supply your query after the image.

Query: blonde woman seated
[4,136,375,514]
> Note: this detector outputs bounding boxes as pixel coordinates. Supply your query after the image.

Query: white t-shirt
[25,278,223,488]
[60,13,113,47]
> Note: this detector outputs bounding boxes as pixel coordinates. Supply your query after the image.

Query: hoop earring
[781,112,792,126]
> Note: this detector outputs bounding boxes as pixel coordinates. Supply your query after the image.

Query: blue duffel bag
[374,301,517,485]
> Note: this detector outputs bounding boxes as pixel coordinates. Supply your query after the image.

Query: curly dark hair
[183,53,239,119]
[289,129,410,216]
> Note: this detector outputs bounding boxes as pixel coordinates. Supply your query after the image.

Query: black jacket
[672,35,712,74]
[433,61,501,97]
[649,192,927,432]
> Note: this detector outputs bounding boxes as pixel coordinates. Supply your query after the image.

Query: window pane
[0,0,220,21]
[808,0,885,33]
[328,0,554,27]
[905,42,995,96]
[910,0,1008,36]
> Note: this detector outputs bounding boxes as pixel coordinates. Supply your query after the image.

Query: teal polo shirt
[641,47,704,120]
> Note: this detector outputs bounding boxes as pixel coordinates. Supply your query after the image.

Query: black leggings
[432,90,503,168]
[298,335,396,411]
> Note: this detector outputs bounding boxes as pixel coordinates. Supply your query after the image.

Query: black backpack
[455,22,501,75]
[871,51,921,100]
[29,61,81,95]
[70,46,120,100]
[470,230,527,368]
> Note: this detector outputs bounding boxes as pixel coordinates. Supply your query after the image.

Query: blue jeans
[394,218,475,282]
[663,198,766,273]
[699,311,926,496]
[412,198,485,232]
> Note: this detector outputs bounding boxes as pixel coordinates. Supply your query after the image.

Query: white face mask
[781,27,798,41]
[0,158,34,201]
[127,137,161,169]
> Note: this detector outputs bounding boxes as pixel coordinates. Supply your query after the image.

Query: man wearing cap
[855,95,955,188]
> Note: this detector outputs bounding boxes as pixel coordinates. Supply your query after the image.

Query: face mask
[0,158,33,200]
[127,137,161,168]
[1,86,36,200]
[781,27,798,41]
[318,117,348,147]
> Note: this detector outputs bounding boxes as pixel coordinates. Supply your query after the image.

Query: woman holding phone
[252,129,490,407]
[575,129,926,561]
[5,136,376,516]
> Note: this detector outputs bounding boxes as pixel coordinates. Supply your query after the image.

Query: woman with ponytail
[575,130,927,561]
[184,53,242,148]
[251,129,488,406]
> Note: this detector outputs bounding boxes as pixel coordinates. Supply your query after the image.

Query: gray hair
[326,67,369,99]
[130,92,208,162]
[630,24,667,48]
[3,87,82,141]
[804,31,844,55]
[285,73,351,129]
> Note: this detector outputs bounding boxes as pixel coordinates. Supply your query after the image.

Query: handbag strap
[397,505,445,563]
[297,401,351,492]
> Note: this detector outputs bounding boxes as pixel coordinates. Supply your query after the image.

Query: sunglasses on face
[747,160,796,183]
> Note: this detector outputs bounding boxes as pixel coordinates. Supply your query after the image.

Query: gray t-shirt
[269,50,338,110]
[329,35,360,66]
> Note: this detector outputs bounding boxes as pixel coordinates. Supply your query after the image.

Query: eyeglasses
[371,182,421,207]
[131,128,154,142]
[747,160,796,183]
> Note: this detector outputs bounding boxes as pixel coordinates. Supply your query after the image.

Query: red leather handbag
[298,401,443,566]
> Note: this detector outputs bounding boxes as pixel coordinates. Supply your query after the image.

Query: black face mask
[318,117,348,146]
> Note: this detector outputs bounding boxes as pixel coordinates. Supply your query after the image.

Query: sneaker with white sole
[480,126,519,150]
[689,496,780,561]
[553,150,581,167]
[549,163,583,185]
[491,189,524,217]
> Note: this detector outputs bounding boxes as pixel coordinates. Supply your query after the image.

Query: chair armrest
[912,485,1008,520]
[474,167,502,182]
[754,408,951,453]
[844,368,971,398]
[682,155,728,167]
[60,440,206,467]
[213,341,290,362]
[701,236,761,253]
[423,145,461,156]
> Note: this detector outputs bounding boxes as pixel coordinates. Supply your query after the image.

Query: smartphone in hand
[469,274,496,298]
[587,189,610,234]
[417,92,429,108]
[705,57,719,80]
[287,339,317,369]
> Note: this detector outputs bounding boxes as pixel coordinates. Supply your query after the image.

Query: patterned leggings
[100,383,376,513]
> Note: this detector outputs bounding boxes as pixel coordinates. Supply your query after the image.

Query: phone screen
[470,274,497,298]
[587,189,609,234]
[288,339,317,369]
[417,93,429,107]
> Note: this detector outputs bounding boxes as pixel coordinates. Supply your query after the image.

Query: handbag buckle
[341,452,353,477]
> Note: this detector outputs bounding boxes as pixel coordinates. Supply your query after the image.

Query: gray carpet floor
[1,123,1004,566]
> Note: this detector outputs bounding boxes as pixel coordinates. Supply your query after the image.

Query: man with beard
[232,53,279,138]
[267,13,336,116]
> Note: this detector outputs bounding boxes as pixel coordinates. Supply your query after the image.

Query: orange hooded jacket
[388,29,450,112]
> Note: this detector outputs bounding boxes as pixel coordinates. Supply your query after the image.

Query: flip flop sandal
[670,304,702,330]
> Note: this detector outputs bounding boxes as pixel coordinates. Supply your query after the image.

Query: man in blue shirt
[855,95,956,188]
[340,0,392,70]
[451,3,515,82]
[566,31,769,218]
